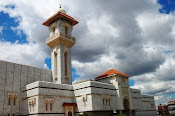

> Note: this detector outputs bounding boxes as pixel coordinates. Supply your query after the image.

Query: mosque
[0,7,157,116]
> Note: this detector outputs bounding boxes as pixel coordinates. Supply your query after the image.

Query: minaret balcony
[46,32,76,48]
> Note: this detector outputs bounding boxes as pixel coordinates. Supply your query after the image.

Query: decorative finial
[57,4,66,14]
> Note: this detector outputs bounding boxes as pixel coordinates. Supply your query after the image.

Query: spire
[57,4,66,14]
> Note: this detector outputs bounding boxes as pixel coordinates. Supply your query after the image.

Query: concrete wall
[73,80,119,112]
[22,81,75,115]
[73,81,93,112]
[130,88,157,116]
[130,88,142,110]
[135,111,157,116]
[141,95,156,111]
[0,60,52,115]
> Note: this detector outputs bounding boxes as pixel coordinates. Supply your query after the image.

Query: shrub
[78,113,89,116]
[113,114,126,116]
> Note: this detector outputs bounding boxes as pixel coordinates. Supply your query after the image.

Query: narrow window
[52,26,55,34]
[64,52,68,76]
[33,104,35,111]
[46,103,48,111]
[8,98,11,105]
[103,98,105,106]
[50,104,52,111]
[13,114,15,116]
[65,26,68,34]
[54,52,57,78]
[8,114,10,116]
[29,104,31,112]
[109,99,111,106]
[106,99,108,106]
[14,98,16,105]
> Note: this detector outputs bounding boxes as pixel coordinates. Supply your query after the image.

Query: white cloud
[154,95,173,105]
[0,41,48,68]
[132,54,175,95]
[0,26,3,34]
[44,63,49,69]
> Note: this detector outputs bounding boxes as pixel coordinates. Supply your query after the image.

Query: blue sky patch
[129,79,135,86]
[0,12,27,43]
[45,58,51,69]
[158,0,175,14]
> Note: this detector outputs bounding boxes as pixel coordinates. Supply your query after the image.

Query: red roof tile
[62,102,77,107]
[43,12,78,27]
[168,100,175,103]
[95,69,130,80]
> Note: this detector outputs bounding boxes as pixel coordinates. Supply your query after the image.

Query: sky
[0,0,175,105]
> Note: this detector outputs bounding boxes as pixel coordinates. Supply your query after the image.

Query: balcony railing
[46,32,76,44]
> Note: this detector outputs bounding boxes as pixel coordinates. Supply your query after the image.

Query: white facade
[0,60,157,116]
[168,101,175,116]
[0,7,157,116]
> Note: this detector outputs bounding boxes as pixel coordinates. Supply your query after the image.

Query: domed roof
[57,5,66,14]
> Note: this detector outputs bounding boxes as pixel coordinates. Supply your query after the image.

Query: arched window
[50,103,52,111]
[54,52,57,79]
[64,51,68,76]
[8,98,11,105]
[65,26,68,34]
[14,98,16,105]
[46,103,48,111]
[52,26,55,34]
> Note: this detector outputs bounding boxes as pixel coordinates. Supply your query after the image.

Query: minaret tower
[43,6,78,84]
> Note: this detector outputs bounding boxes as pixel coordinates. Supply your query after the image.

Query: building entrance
[68,111,72,116]
[123,98,130,116]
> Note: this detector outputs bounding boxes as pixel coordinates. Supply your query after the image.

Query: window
[45,98,54,111]
[29,104,32,112]
[108,99,111,106]
[46,103,48,111]
[65,26,68,34]
[14,98,16,105]
[106,99,108,106]
[52,26,55,34]
[29,98,36,112]
[50,104,52,111]
[54,52,57,79]
[8,98,11,105]
[103,99,105,106]
[64,51,68,76]
[102,96,111,106]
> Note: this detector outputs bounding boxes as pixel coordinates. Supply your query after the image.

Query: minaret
[43,6,78,84]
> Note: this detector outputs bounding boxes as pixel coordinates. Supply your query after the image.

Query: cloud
[132,54,175,95]
[0,40,48,68]
[44,63,49,69]
[154,95,173,105]
[0,26,3,34]
[0,0,175,97]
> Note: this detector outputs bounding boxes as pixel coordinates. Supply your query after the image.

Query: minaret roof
[95,69,130,80]
[43,11,78,27]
